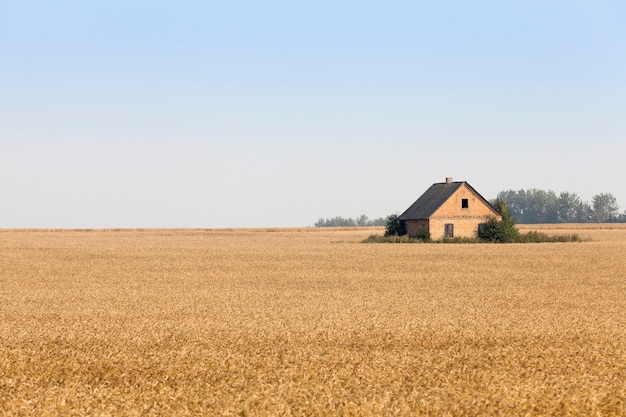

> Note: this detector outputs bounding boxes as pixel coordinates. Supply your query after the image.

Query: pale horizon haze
[2,1,625,228]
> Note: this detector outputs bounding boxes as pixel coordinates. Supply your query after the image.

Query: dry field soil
[1,225,625,416]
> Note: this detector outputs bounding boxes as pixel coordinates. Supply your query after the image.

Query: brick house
[399,178,501,239]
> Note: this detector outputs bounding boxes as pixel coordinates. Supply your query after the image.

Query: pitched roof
[400,180,500,221]
[399,181,465,220]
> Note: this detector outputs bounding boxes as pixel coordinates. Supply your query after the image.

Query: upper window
[461,198,469,209]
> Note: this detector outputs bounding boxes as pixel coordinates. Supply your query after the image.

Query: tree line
[316,189,625,227]
[315,215,386,227]
[495,189,625,223]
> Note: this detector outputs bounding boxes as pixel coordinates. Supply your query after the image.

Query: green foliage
[478,217,505,242]
[478,201,585,243]
[496,189,558,223]
[364,230,585,244]
[556,192,590,222]
[362,234,424,243]
[384,214,406,237]
[478,199,520,242]
[496,189,623,223]
[315,215,386,227]
[439,236,481,244]
[412,226,431,241]
[495,198,520,241]
[515,231,585,243]
[592,193,620,222]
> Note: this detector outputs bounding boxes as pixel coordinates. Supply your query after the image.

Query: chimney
[445,177,453,183]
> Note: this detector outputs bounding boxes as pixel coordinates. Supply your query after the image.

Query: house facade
[399,178,501,239]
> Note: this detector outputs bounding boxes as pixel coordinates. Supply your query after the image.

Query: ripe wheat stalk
[1,227,625,416]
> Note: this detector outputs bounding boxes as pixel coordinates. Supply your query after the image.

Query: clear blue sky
[2,1,625,227]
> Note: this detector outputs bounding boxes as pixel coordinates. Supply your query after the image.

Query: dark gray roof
[399,181,464,220]
[399,181,498,220]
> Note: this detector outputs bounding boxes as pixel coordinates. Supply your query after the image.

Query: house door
[444,223,454,238]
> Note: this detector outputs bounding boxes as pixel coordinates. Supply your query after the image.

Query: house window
[462,198,469,209]
[444,223,454,238]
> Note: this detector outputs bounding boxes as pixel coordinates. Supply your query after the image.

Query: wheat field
[1,226,625,416]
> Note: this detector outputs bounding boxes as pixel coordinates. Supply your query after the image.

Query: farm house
[399,178,502,239]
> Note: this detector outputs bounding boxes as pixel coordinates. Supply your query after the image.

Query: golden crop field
[1,225,625,416]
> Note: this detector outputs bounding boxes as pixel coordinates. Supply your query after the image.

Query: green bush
[413,226,431,241]
[362,234,427,244]
[477,217,504,242]
[478,199,520,243]
[363,231,585,244]
[384,214,407,237]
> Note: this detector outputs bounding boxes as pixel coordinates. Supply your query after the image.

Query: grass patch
[438,236,482,244]
[514,231,587,243]
[362,234,429,243]
[361,235,481,244]
[362,232,587,244]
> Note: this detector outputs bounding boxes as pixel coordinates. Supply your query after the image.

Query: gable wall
[429,183,500,239]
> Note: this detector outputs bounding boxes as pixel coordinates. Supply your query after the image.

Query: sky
[1,1,625,228]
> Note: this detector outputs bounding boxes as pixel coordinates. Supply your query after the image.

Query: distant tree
[370,217,387,226]
[556,192,589,223]
[495,190,526,223]
[496,189,557,223]
[578,201,594,223]
[384,214,406,237]
[496,188,620,223]
[356,214,369,227]
[315,215,386,227]
[529,189,558,223]
[315,216,355,227]
[592,193,620,222]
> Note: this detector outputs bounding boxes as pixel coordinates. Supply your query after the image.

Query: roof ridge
[399,181,464,220]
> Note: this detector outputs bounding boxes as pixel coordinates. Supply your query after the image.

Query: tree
[526,189,558,223]
[356,214,369,227]
[384,214,406,237]
[496,189,557,223]
[497,188,615,223]
[478,217,505,242]
[494,198,520,241]
[496,190,527,223]
[479,199,519,242]
[315,217,352,227]
[315,215,386,227]
[556,192,588,223]
[592,193,619,222]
